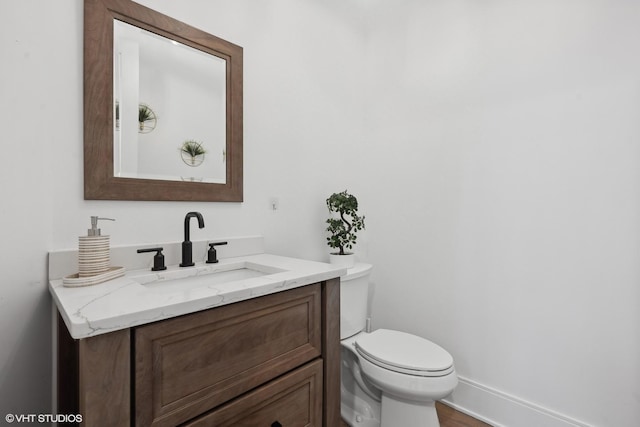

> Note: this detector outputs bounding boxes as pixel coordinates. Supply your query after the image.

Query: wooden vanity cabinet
[57,279,340,427]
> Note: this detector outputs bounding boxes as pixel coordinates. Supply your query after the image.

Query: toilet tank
[340,263,373,339]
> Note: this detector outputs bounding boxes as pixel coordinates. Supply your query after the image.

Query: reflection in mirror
[114,20,227,183]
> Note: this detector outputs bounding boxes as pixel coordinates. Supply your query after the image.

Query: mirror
[84,0,243,201]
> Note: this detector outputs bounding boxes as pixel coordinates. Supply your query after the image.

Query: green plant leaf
[180,140,207,156]
[138,104,153,122]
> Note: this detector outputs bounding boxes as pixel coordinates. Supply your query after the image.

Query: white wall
[1,1,639,426]
[362,1,640,426]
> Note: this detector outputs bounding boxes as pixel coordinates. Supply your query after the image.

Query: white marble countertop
[50,253,346,339]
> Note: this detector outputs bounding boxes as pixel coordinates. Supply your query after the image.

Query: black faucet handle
[137,247,167,271]
[206,241,228,264]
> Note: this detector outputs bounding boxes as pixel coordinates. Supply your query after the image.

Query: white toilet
[340,264,458,427]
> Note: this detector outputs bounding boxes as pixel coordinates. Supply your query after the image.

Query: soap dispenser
[78,216,115,278]
[63,216,124,287]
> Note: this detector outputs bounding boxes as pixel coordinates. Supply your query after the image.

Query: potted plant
[138,104,156,132]
[326,190,365,267]
[180,140,207,166]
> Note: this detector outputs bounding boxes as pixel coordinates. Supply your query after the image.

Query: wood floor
[340,402,492,427]
[435,402,492,427]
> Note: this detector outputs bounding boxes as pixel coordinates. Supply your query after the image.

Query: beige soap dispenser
[78,216,114,278]
[63,216,125,287]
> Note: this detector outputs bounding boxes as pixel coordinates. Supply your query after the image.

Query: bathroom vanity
[49,239,345,427]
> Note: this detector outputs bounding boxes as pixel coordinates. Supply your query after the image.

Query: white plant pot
[329,253,356,268]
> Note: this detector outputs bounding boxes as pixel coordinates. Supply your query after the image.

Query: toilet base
[381,394,440,427]
[341,388,380,427]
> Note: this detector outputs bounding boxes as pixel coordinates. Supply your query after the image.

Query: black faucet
[180,212,205,267]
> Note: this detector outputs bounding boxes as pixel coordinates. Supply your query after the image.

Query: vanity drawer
[184,359,323,427]
[135,284,322,427]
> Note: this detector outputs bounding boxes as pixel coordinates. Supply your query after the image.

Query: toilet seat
[355,329,454,377]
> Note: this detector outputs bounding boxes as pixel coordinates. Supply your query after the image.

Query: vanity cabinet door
[134,284,322,427]
[184,359,323,427]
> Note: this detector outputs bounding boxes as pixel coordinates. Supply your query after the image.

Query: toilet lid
[355,329,454,376]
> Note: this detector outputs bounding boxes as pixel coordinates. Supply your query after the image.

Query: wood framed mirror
[84,0,243,201]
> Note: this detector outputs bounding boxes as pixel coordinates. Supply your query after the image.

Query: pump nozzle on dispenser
[88,216,115,236]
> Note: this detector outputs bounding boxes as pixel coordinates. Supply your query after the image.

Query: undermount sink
[130,261,286,292]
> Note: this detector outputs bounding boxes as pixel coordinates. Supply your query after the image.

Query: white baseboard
[442,376,594,427]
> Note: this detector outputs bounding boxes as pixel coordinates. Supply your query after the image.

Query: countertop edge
[50,253,346,339]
